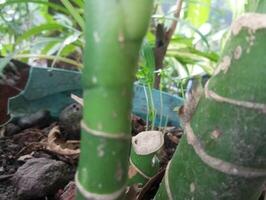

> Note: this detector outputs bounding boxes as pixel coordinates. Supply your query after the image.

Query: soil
[0,110,181,200]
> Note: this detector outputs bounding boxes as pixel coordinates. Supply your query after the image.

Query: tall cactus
[76,1,153,200]
[155,4,266,200]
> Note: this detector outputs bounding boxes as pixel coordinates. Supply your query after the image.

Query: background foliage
[0,0,236,96]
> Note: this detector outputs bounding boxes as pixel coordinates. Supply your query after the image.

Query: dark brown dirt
[0,110,181,200]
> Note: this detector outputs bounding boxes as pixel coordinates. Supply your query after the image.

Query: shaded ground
[0,109,181,200]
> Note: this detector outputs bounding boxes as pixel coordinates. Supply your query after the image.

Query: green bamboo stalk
[76,1,153,200]
[128,131,163,186]
[155,11,266,200]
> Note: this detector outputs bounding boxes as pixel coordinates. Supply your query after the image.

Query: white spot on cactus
[97,123,103,130]
[112,111,118,118]
[210,129,223,139]
[81,168,88,177]
[246,48,250,54]
[231,13,266,36]
[112,151,116,156]
[250,34,255,41]
[118,31,125,43]
[213,56,231,75]
[234,46,242,60]
[98,183,103,189]
[93,31,100,43]
[92,76,97,84]
[245,29,256,48]
[250,41,254,46]
[190,182,196,193]
[97,143,105,157]
[115,162,123,182]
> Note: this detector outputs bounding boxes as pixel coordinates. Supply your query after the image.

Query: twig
[154,0,183,89]
[0,174,14,182]
[71,94,84,106]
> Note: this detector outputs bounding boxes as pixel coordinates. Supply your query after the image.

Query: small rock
[59,103,82,140]
[12,157,71,200]
[17,110,52,130]
[4,123,21,137]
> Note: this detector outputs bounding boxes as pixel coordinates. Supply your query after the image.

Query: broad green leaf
[186,0,211,28]
[16,23,64,45]
[60,44,78,57]
[245,0,266,13]
[171,34,193,47]
[51,31,81,67]
[41,41,62,55]
[167,48,217,63]
[60,0,85,30]
[185,47,219,62]
[15,54,82,68]
[178,19,210,49]
[71,0,84,8]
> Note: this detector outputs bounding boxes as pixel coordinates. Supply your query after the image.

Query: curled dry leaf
[71,94,83,106]
[47,126,80,156]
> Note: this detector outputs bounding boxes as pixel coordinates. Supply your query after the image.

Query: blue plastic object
[8,67,183,127]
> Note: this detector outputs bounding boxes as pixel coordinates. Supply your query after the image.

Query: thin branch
[153,0,183,89]
[165,0,183,45]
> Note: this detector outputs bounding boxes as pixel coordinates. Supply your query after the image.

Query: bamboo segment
[155,13,266,200]
[76,1,153,200]
[128,131,163,186]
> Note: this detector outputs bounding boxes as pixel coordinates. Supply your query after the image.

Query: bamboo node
[204,81,266,114]
[81,121,131,140]
[129,158,151,180]
[164,160,173,200]
[75,172,126,200]
[185,122,266,178]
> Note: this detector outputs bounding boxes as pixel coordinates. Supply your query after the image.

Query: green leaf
[0,52,17,73]
[60,0,85,30]
[50,31,81,67]
[245,0,266,13]
[178,19,210,49]
[16,23,64,45]
[171,34,194,47]
[71,0,84,8]
[186,0,211,28]
[0,0,68,14]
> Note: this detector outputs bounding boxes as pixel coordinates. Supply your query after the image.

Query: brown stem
[153,0,183,89]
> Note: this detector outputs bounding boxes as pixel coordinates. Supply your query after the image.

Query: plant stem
[155,12,266,199]
[15,54,82,68]
[76,1,153,199]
